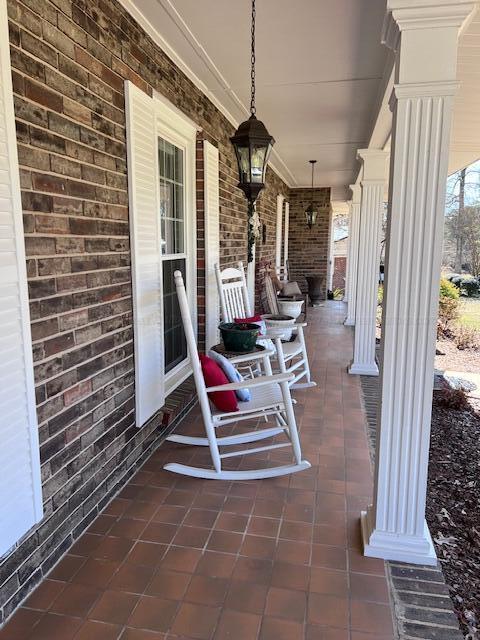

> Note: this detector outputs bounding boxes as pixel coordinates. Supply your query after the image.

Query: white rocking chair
[164,270,310,480]
[215,262,316,390]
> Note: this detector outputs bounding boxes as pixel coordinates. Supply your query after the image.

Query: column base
[344,318,355,326]
[348,362,379,376]
[361,505,437,566]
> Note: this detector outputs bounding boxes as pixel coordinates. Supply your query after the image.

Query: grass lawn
[459,297,480,329]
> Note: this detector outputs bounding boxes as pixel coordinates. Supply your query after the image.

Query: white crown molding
[117,0,296,187]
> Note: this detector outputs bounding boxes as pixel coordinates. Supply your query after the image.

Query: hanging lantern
[305,160,318,230]
[231,0,275,262]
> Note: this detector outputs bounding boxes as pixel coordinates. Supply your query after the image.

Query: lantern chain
[250,0,256,116]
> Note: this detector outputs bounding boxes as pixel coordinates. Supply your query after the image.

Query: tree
[455,168,465,272]
[444,161,480,272]
[462,206,480,278]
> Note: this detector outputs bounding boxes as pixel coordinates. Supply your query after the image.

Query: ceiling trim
[117,0,296,187]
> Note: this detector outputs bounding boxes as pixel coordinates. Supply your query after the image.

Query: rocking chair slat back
[215,262,252,322]
[264,274,280,315]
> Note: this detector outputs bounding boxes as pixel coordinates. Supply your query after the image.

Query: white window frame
[152,91,198,398]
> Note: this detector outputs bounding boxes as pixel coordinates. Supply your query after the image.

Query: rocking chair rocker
[163,270,311,480]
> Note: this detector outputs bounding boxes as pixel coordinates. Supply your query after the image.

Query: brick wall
[288,188,331,298]
[1,0,289,621]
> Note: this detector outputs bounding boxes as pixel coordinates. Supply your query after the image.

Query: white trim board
[204,140,220,351]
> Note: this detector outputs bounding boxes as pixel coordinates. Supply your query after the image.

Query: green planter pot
[219,322,260,353]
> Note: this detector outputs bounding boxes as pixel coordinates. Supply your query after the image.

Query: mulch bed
[427,392,480,639]
[435,338,480,374]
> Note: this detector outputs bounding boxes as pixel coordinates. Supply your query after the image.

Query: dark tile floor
[0,303,395,640]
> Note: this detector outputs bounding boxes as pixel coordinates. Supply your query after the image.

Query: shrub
[435,388,470,411]
[454,325,480,350]
[462,278,480,297]
[446,273,460,282]
[440,277,460,300]
[438,278,460,335]
[377,284,384,305]
[445,274,479,297]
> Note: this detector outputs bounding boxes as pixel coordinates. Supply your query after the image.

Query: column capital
[383,1,474,51]
[383,1,475,84]
[349,183,361,205]
[357,149,389,183]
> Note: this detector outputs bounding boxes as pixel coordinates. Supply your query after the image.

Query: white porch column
[344,184,361,324]
[362,0,475,565]
[348,150,388,375]
[326,206,334,292]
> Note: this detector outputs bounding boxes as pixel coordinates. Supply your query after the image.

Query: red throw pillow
[234,314,262,323]
[199,354,238,412]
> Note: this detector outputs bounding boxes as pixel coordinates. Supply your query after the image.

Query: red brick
[64,380,92,406]
[25,78,63,113]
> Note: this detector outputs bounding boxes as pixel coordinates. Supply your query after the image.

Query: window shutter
[283,201,290,265]
[125,82,165,426]
[0,4,43,556]
[204,141,220,350]
[275,195,284,268]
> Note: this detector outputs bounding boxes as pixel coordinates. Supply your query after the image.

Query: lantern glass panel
[250,144,266,183]
[305,207,318,228]
[235,145,250,184]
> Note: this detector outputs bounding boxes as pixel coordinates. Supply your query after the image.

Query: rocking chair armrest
[227,347,275,364]
[206,372,294,393]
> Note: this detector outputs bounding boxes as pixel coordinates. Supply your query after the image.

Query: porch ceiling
[126,0,389,188]
[124,0,480,188]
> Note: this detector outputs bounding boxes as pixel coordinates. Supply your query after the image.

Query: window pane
[159,180,173,218]
[164,140,175,181]
[174,146,183,184]
[162,220,184,255]
[163,258,187,373]
[174,185,184,221]
[158,137,185,256]
[158,138,164,176]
